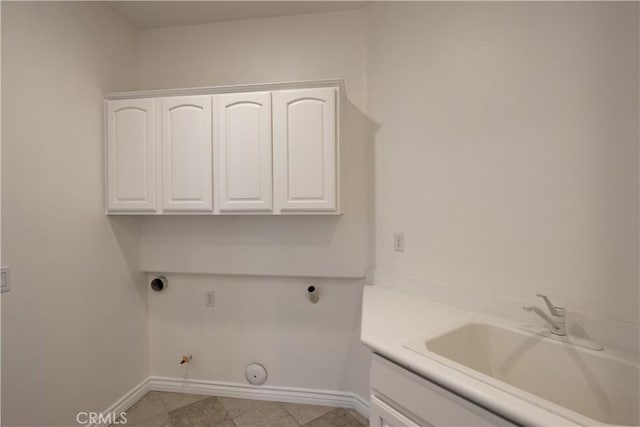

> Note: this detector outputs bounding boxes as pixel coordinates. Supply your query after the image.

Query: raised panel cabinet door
[106,98,158,212]
[162,95,213,212]
[273,87,337,212]
[214,92,272,212]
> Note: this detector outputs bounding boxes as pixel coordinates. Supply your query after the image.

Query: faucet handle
[536,294,565,317]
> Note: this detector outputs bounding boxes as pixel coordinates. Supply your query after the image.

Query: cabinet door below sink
[370,396,420,427]
[370,354,517,426]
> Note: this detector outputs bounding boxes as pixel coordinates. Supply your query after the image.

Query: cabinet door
[273,88,337,213]
[161,96,213,212]
[106,99,158,212]
[214,92,272,212]
[371,355,518,427]
[370,396,423,427]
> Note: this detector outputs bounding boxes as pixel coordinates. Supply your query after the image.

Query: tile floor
[115,391,367,427]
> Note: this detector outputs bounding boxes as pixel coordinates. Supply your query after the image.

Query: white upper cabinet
[161,96,213,212]
[273,88,337,213]
[104,81,342,216]
[214,92,273,212]
[106,99,158,212]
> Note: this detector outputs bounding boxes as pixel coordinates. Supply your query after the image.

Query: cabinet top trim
[104,79,346,102]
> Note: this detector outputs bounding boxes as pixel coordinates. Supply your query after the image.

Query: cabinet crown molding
[105,79,346,103]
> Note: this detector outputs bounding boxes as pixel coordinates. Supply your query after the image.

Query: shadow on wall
[347,101,381,270]
[141,215,341,246]
[108,216,145,286]
[138,99,380,278]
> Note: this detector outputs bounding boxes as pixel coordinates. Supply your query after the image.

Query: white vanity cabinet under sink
[369,354,517,427]
[104,81,342,215]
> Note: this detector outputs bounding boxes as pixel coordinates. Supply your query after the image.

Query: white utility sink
[405,322,640,426]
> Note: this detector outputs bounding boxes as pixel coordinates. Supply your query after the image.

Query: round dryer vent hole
[150,276,168,292]
[245,363,267,385]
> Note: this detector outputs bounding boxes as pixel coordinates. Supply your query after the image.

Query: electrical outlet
[205,290,215,307]
[1,267,9,293]
[393,232,404,252]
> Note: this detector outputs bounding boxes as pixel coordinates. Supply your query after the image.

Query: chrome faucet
[523,294,566,336]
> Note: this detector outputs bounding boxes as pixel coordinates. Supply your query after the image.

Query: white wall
[138,8,372,278]
[367,2,639,325]
[137,9,371,400]
[0,3,3,424]
[148,274,369,399]
[1,3,148,426]
[3,3,637,423]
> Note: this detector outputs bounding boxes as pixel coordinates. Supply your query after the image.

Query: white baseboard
[92,378,150,427]
[149,376,369,420]
[96,376,369,425]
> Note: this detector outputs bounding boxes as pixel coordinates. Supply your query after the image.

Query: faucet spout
[535,294,566,317]
[523,305,566,336]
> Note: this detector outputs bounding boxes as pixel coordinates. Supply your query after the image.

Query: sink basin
[405,322,639,426]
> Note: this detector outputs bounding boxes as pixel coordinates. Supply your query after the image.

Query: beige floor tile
[125,392,167,425]
[158,391,209,412]
[125,412,172,427]
[347,409,368,426]
[169,397,230,427]
[302,408,366,427]
[234,404,299,427]
[218,397,279,419]
[282,403,334,425]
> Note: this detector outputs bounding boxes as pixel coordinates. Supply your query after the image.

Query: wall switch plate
[1,266,10,293]
[393,232,405,252]
[205,290,215,307]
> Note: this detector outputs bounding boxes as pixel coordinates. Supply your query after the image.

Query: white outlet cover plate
[393,232,404,252]
[1,267,9,293]
[206,290,215,307]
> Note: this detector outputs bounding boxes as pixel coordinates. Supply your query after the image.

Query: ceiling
[108,1,370,29]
